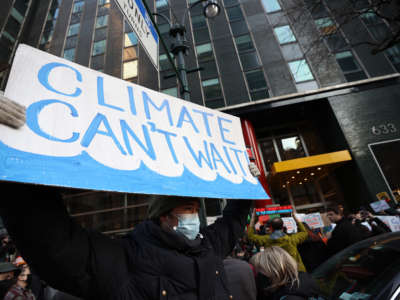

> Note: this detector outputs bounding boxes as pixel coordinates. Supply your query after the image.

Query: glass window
[196,43,213,62]
[94,27,107,42]
[261,0,281,13]
[73,1,84,13]
[314,17,336,35]
[226,6,244,22]
[10,8,24,24]
[96,15,108,28]
[335,51,367,82]
[124,32,138,47]
[123,46,138,61]
[65,36,78,49]
[240,51,261,70]
[193,27,210,44]
[278,135,305,160]
[159,53,172,70]
[274,25,296,44]
[191,15,207,29]
[161,87,178,97]
[63,48,76,61]
[386,45,400,71]
[200,60,218,78]
[223,0,239,6]
[4,17,21,40]
[202,78,222,99]
[98,0,110,6]
[92,39,106,56]
[91,54,104,70]
[235,34,254,53]
[67,23,80,36]
[325,32,347,52]
[123,60,138,79]
[250,89,269,100]
[288,59,314,82]
[245,69,267,90]
[156,0,168,10]
[231,20,249,36]
[13,0,29,17]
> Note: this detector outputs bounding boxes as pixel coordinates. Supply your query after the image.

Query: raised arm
[0,181,129,299]
[291,215,309,245]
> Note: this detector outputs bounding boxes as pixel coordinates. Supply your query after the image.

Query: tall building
[1,0,399,234]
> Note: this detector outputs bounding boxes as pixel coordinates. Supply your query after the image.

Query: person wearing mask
[247,212,309,272]
[326,206,364,257]
[0,88,262,300]
[250,246,321,300]
[4,265,35,300]
[0,262,20,299]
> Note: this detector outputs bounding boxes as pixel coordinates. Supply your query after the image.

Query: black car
[312,232,400,300]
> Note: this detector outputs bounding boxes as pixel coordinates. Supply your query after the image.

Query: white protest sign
[115,0,159,70]
[0,45,269,199]
[376,216,400,232]
[370,200,390,212]
[282,217,297,233]
[303,213,324,229]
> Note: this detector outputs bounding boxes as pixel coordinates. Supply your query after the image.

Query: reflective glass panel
[274,25,296,44]
[288,59,314,82]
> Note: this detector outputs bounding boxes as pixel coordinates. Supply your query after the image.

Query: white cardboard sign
[303,213,324,229]
[0,45,269,199]
[376,216,400,232]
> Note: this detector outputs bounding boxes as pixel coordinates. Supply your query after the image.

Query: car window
[312,234,400,300]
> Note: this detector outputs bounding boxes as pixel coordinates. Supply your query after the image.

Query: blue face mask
[173,213,200,240]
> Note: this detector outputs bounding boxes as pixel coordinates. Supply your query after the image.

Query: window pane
[274,25,296,44]
[240,51,261,70]
[91,54,104,70]
[245,69,267,90]
[200,60,218,78]
[73,1,84,13]
[159,53,173,70]
[123,46,138,61]
[314,17,336,35]
[10,8,24,23]
[386,45,400,65]
[94,27,107,42]
[123,60,138,79]
[226,6,244,22]
[124,32,138,47]
[156,0,168,9]
[196,43,213,62]
[96,15,108,28]
[13,0,29,17]
[191,15,207,29]
[251,89,269,100]
[202,78,222,99]
[193,27,210,44]
[231,20,249,36]
[288,59,314,82]
[279,135,305,160]
[162,87,178,97]
[63,48,75,61]
[205,98,225,109]
[68,23,80,36]
[235,34,254,53]
[261,0,281,12]
[93,39,106,55]
[65,36,78,49]
[223,0,239,6]
[335,51,360,72]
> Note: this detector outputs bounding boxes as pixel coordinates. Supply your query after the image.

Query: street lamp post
[152,0,221,226]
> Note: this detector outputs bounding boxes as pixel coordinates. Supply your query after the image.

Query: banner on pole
[0,45,269,200]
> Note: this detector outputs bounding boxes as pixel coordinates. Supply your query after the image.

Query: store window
[261,0,281,13]
[335,51,367,82]
[274,25,296,44]
[288,59,314,82]
[123,60,138,79]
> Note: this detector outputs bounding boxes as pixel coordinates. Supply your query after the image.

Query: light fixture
[304,178,308,181]
[299,182,303,185]
[291,176,295,179]
[282,185,286,188]
[203,0,220,18]
[311,173,315,176]
[317,167,322,170]
[296,170,300,174]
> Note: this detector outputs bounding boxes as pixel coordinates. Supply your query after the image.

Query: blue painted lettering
[210,143,231,173]
[183,137,213,170]
[38,62,82,97]
[230,148,246,176]
[127,86,136,115]
[26,99,79,143]
[218,117,236,145]
[142,91,173,126]
[176,106,199,133]
[192,109,213,137]
[120,120,156,160]
[97,77,124,112]
[223,145,237,175]
[81,113,127,155]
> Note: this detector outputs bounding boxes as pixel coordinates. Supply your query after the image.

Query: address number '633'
[371,123,397,135]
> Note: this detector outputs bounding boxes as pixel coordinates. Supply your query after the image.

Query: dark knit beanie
[147,195,199,219]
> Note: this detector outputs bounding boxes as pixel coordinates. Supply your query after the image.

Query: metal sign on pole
[115,0,159,70]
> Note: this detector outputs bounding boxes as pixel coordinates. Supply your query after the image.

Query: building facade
[1,0,399,234]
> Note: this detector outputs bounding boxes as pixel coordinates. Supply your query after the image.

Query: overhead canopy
[270,150,352,188]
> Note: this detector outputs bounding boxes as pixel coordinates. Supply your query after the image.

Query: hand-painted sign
[115,0,159,70]
[303,213,324,229]
[282,217,297,233]
[0,45,269,199]
[370,199,390,212]
[377,216,400,232]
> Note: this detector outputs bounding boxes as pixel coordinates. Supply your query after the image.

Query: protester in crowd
[0,163,260,300]
[326,206,365,257]
[0,262,20,299]
[247,212,309,272]
[0,232,17,263]
[358,209,391,236]
[223,257,257,300]
[4,264,35,300]
[250,246,321,300]
[297,223,329,272]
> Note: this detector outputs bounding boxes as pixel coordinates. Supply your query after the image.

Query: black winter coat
[327,218,364,257]
[0,182,252,300]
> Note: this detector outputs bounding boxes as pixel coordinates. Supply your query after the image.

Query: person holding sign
[247,212,309,272]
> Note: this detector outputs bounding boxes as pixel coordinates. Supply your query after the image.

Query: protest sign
[0,45,269,200]
[376,216,400,232]
[304,213,324,229]
[370,200,390,212]
[282,217,297,233]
